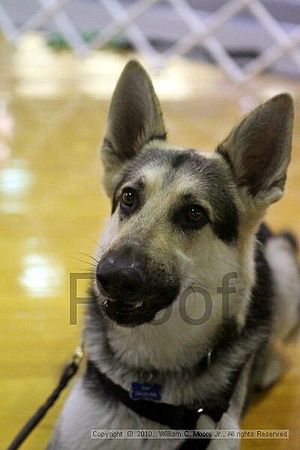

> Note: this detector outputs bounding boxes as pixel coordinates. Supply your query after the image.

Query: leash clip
[71,343,84,368]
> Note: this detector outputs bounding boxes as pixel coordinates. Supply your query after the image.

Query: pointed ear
[217,94,294,206]
[101,60,166,196]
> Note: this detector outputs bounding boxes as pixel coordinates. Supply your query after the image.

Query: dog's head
[95,60,293,328]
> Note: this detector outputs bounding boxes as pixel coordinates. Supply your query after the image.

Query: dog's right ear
[101,60,166,196]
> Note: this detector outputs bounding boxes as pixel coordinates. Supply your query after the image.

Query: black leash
[6,344,84,450]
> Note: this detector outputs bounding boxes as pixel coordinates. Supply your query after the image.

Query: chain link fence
[1,0,300,83]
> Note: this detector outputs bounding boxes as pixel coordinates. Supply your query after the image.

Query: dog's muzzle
[96,245,179,326]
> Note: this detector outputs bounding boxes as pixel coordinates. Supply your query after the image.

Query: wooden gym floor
[1,34,300,449]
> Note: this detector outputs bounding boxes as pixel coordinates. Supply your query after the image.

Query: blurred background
[3,0,300,80]
[1,1,300,449]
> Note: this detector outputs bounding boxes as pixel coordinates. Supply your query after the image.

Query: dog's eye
[186,205,205,223]
[175,204,209,230]
[120,188,137,211]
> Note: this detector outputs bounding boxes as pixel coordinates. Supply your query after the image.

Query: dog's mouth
[101,298,161,326]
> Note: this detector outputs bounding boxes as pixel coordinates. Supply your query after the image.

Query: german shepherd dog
[50,61,300,450]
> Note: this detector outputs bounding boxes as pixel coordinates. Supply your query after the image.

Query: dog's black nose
[97,248,146,303]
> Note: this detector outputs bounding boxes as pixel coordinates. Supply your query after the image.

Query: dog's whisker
[69,255,98,271]
[85,237,105,252]
[77,252,99,265]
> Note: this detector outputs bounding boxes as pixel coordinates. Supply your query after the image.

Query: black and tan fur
[49,61,300,450]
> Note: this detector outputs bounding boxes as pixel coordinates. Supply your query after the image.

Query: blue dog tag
[130,382,162,401]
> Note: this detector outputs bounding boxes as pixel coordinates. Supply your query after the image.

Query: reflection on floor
[1,34,300,450]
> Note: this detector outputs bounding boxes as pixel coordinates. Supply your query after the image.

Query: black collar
[84,320,249,449]
[85,359,245,449]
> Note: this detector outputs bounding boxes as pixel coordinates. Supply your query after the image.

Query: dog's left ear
[217,93,294,207]
[101,60,166,196]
